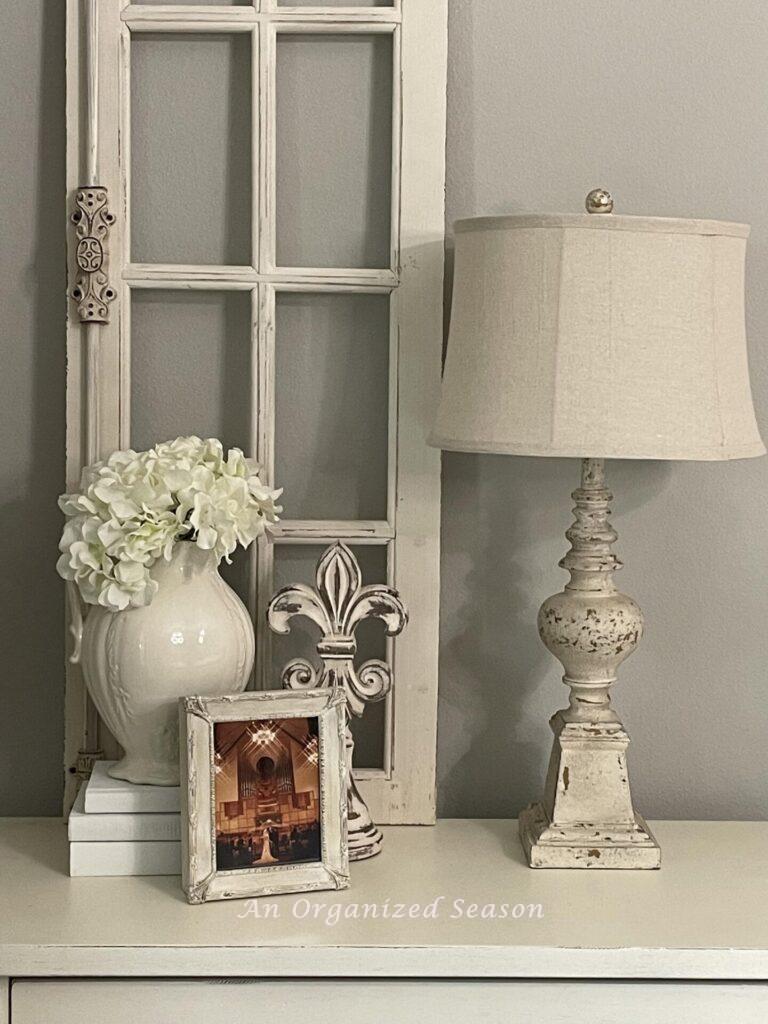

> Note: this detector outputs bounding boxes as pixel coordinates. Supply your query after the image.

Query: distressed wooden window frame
[65,0,447,824]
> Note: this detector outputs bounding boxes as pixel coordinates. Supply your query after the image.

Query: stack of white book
[68,761,181,877]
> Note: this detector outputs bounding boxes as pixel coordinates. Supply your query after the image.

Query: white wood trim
[124,14,256,33]
[266,268,398,285]
[273,3,401,13]
[123,6,258,27]
[126,264,257,282]
[275,11,400,20]
[257,281,276,534]
[273,521,394,541]
[101,3,131,764]
[247,287,261,629]
[382,539,395,777]
[250,24,260,272]
[272,20,397,33]
[0,977,7,1024]
[84,325,100,471]
[124,266,397,289]
[260,0,402,9]
[264,0,402,15]
[386,289,399,530]
[253,22,273,685]
[118,280,131,450]
[85,0,98,184]
[10,980,768,1024]
[122,7,402,30]
[65,0,445,823]
[389,24,402,274]
[83,0,105,759]
[117,24,131,450]
[127,277,257,291]
[261,19,278,276]
[355,0,446,824]
[258,18,274,279]
[64,0,84,814]
[65,0,130,807]
[5,945,768,982]
[274,281,394,294]
[255,283,276,689]
[246,2,261,644]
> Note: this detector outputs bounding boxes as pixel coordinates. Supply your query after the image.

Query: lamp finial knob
[585,188,613,214]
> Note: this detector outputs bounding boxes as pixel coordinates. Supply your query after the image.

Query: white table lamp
[432,190,765,869]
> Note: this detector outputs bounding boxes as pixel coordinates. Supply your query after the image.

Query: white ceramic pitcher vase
[69,541,254,785]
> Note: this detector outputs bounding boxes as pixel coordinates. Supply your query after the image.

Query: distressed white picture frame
[180,687,348,904]
[65,0,447,823]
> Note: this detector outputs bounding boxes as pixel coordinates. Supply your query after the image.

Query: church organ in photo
[214,717,321,871]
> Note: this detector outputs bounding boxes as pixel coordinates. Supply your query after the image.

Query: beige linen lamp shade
[432,212,765,460]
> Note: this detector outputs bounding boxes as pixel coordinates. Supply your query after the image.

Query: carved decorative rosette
[70,186,116,323]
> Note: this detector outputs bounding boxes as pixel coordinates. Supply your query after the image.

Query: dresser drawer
[10,979,768,1023]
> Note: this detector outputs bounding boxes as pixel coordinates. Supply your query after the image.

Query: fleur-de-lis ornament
[267,543,408,860]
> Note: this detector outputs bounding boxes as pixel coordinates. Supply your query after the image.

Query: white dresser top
[1,818,766,979]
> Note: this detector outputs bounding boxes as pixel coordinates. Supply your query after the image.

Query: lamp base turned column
[521,458,661,870]
[518,714,660,869]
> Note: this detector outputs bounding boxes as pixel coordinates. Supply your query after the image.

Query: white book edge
[84,761,180,814]
[68,787,181,842]
[69,840,181,877]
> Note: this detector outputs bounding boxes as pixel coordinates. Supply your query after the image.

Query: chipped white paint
[180,689,348,905]
[65,0,446,824]
[267,543,408,861]
[519,458,661,869]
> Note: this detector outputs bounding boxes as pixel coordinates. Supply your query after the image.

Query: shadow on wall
[0,0,66,814]
[437,452,548,818]
[436,449,671,819]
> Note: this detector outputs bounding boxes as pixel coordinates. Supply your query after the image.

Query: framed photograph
[180,688,349,904]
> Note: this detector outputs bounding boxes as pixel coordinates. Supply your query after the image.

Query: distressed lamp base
[519,804,660,869]
[521,458,661,870]
[519,714,660,869]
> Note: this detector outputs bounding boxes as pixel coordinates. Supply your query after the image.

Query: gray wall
[438,0,768,819]
[1,0,766,818]
[0,0,66,814]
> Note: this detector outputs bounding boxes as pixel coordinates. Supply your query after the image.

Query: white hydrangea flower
[58,437,281,612]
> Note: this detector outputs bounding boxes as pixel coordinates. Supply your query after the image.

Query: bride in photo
[257,824,278,865]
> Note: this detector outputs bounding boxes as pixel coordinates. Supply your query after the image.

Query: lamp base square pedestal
[519,803,661,869]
